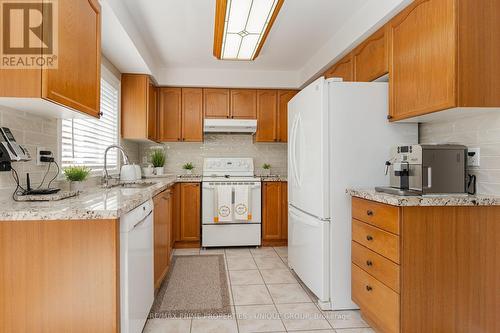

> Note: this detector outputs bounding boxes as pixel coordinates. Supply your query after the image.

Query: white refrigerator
[287,77,417,310]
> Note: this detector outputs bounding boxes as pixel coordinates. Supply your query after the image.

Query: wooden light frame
[213,0,284,60]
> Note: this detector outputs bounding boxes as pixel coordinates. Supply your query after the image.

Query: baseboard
[173,240,201,249]
[261,239,288,247]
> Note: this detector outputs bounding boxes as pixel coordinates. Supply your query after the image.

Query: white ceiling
[102,0,411,88]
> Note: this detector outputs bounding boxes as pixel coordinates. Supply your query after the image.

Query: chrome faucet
[103,145,130,187]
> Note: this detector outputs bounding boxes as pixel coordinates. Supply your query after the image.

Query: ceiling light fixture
[213,0,284,61]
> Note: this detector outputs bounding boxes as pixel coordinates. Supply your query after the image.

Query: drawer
[352,197,399,234]
[352,219,399,263]
[352,263,400,333]
[352,241,400,293]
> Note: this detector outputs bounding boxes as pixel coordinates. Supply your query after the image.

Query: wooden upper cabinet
[179,183,201,242]
[0,0,101,118]
[231,89,257,119]
[277,90,297,142]
[203,88,230,118]
[158,88,182,142]
[256,90,278,142]
[121,74,158,142]
[325,53,353,81]
[353,25,389,82]
[388,0,500,121]
[181,88,203,142]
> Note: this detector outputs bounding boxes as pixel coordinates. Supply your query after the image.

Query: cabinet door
[231,89,257,119]
[353,25,389,82]
[280,182,288,240]
[256,90,278,142]
[262,182,282,240]
[42,0,101,118]
[389,0,456,120]
[121,74,148,140]
[325,53,353,81]
[172,184,181,243]
[180,183,201,241]
[203,88,230,118]
[158,88,182,142]
[147,82,158,141]
[181,88,203,142]
[277,91,297,143]
[153,192,169,289]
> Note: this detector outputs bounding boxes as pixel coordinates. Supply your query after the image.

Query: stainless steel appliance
[202,157,262,247]
[376,144,467,195]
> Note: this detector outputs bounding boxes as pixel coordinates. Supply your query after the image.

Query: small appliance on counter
[376,144,468,196]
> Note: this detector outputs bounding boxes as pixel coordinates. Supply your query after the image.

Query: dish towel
[216,185,233,222]
[234,185,250,221]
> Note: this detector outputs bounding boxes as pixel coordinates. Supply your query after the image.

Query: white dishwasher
[120,200,154,333]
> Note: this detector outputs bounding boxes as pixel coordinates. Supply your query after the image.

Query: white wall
[420,113,500,195]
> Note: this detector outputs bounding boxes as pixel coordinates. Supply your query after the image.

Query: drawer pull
[366,210,374,216]
[366,235,374,241]
[366,260,373,266]
[366,285,373,292]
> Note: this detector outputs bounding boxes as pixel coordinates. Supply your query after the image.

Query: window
[61,67,120,172]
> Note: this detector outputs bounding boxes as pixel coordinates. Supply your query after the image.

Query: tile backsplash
[139,134,287,176]
[420,112,500,195]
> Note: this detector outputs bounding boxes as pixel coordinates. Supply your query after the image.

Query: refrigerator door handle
[290,114,300,186]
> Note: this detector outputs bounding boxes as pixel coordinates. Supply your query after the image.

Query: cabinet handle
[387,115,393,120]
[366,235,373,241]
[366,210,373,216]
[365,285,373,292]
[99,112,104,117]
[366,260,373,266]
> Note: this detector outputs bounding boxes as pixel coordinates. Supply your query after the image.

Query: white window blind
[61,72,120,172]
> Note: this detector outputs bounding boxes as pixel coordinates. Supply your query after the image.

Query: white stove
[202,158,262,247]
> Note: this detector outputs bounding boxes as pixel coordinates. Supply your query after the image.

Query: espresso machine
[375,144,468,195]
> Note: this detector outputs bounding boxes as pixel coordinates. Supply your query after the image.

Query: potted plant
[182,162,195,175]
[262,163,271,176]
[151,149,166,175]
[63,166,91,192]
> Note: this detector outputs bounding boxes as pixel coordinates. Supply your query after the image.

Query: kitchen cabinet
[173,182,201,248]
[262,181,288,246]
[158,88,182,141]
[121,74,159,142]
[0,0,101,118]
[350,197,500,333]
[352,25,389,82]
[0,219,119,333]
[256,90,278,142]
[230,89,257,119]
[277,90,297,142]
[204,88,230,118]
[324,53,353,81]
[181,88,203,142]
[388,0,500,121]
[153,189,172,290]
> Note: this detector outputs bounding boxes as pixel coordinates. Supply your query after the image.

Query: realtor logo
[0,0,58,68]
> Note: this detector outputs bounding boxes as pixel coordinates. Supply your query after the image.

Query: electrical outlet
[36,147,54,165]
[467,148,480,167]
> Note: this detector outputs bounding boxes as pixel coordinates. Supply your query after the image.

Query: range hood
[203,119,257,133]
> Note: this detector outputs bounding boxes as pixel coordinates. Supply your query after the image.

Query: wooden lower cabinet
[0,219,120,333]
[172,182,201,248]
[350,197,500,333]
[153,189,173,290]
[262,181,288,246]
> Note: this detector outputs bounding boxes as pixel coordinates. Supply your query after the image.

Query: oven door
[202,181,261,225]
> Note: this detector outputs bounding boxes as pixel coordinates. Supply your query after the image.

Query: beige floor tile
[227,257,257,270]
[229,269,264,285]
[235,304,285,333]
[232,284,273,305]
[274,246,288,257]
[335,329,375,333]
[267,284,311,304]
[142,319,192,333]
[251,247,280,258]
[260,269,297,284]
[173,248,200,256]
[254,257,287,270]
[200,248,225,255]
[191,318,239,333]
[276,302,331,331]
[323,310,369,329]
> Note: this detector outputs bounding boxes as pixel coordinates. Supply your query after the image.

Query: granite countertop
[347,188,500,207]
[259,175,287,182]
[0,175,204,221]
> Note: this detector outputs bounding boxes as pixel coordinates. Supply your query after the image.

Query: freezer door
[288,206,329,302]
[288,77,329,219]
